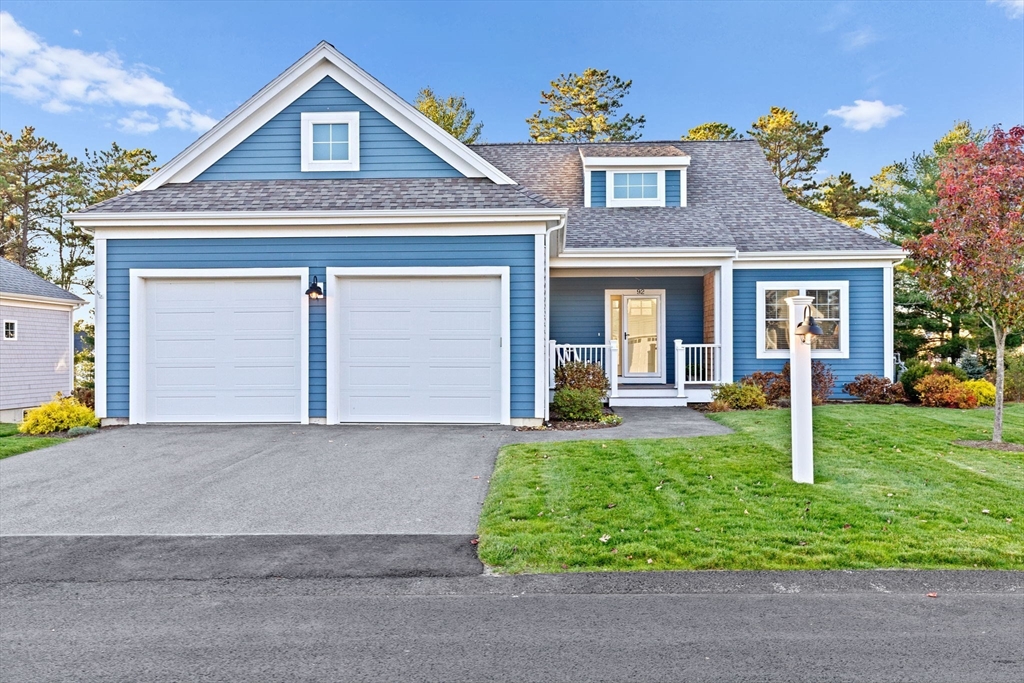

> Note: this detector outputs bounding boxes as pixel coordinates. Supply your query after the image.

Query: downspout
[543,213,567,421]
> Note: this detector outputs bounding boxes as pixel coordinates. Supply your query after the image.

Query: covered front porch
[547,268,730,407]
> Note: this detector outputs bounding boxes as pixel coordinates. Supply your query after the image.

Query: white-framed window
[606,169,664,207]
[755,281,849,359]
[3,320,16,340]
[300,112,360,172]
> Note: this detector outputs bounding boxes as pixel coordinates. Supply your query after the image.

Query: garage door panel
[348,365,412,387]
[151,311,218,333]
[153,339,217,360]
[349,309,412,332]
[426,366,494,388]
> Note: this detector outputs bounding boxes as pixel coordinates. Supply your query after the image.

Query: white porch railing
[548,340,619,398]
[674,341,721,398]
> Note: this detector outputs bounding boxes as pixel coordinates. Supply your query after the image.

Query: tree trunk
[992,321,1006,444]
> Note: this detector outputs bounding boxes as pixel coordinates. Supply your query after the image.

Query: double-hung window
[301,112,360,172]
[606,170,663,207]
[756,281,849,359]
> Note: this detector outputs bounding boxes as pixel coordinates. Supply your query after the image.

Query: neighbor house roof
[74,178,557,214]
[471,140,899,253]
[0,258,85,304]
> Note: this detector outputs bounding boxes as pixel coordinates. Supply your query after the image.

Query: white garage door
[144,277,302,422]
[336,276,502,423]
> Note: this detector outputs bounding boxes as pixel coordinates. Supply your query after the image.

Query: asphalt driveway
[0,408,729,536]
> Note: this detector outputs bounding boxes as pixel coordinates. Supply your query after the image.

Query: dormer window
[301,112,360,172]
[582,154,690,208]
[612,172,659,203]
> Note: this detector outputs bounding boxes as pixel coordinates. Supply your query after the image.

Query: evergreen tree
[806,172,878,228]
[682,122,739,140]
[527,69,645,143]
[414,87,484,144]
[748,107,830,204]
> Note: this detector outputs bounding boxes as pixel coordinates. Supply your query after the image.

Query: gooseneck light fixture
[305,276,324,300]
[794,305,823,345]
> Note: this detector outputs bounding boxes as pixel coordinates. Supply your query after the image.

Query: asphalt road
[3,571,1021,683]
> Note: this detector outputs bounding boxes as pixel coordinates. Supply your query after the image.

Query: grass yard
[478,404,1024,573]
[0,423,68,460]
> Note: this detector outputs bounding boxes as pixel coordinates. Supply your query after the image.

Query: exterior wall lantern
[786,296,816,484]
[305,276,324,300]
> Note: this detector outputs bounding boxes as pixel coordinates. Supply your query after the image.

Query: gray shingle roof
[579,143,688,158]
[0,259,85,303]
[471,140,899,253]
[76,178,558,214]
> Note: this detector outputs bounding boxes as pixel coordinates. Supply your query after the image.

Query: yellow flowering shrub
[963,379,997,407]
[19,394,99,435]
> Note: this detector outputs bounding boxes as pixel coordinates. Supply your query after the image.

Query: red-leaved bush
[914,374,978,409]
[843,375,906,404]
[742,361,836,406]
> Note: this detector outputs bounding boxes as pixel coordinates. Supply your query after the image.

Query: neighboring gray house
[0,259,85,422]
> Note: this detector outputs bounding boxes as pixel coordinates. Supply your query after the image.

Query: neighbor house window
[301,112,360,172]
[3,321,16,340]
[606,170,664,207]
[756,281,849,359]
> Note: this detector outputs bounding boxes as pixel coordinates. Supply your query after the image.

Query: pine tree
[527,69,645,143]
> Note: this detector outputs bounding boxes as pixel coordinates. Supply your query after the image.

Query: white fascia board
[136,42,515,190]
[735,249,906,266]
[582,156,691,167]
[0,292,84,309]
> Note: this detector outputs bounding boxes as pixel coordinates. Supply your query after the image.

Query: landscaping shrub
[957,350,988,380]
[67,426,98,437]
[843,374,907,404]
[1005,352,1024,403]
[704,399,732,413]
[73,387,95,410]
[933,362,969,382]
[554,361,610,394]
[914,374,978,409]
[712,382,768,410]
[552,387,605,421]
[963,379,997,407]
[900,361,933,403]
[19,395,99,435]
[742,370,788,405]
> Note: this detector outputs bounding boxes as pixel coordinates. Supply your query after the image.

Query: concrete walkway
[0,408,729,537]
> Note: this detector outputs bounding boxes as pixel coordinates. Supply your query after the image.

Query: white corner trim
[135,43,515,189]
[720,260,734,383]
[94,238,107,418]
[534,233,546,420]
[325,266,512,425]
[127,267,310,425]
[883,264,894,380]
[300,111,360,172]
[755,280,850,360]
[582,156,691,167]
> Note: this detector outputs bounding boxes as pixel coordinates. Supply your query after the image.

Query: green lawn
[0,423,68,460]
[477,404,1024,573]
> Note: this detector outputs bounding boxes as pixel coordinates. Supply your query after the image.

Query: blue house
[71,43,904,426]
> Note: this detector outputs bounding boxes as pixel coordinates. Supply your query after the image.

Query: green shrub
[934,362,968,381]
[915,374,977,409]
[19,395,99,435]
[957,350,988,380]
[963,379,996,407]
[1004,352,1024,403]
[900,362,933,403]
[843,374,907,404]
[552,387,605,421]
[554,361,610,394]
[67,426,99,437]
[712,383,768,410]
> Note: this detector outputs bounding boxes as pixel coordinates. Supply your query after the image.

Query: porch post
[548,339,556,389]
[786,295,815,484]
[674,339,685,398]
[608,340,619,398]
[719,261,734,383]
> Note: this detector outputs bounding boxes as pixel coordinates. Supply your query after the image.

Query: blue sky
[1,0,1022,185]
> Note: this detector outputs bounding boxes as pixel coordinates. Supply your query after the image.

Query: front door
[608,290,665,383]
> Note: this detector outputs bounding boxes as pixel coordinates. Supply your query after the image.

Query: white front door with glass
[607,290,666,383]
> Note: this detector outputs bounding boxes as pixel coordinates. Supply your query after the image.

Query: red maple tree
[907,126,1024,443]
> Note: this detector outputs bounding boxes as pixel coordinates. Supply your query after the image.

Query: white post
[786,296,815,484]
[608,339,619,398]
[674,339,685,398]
[548,339,557,389]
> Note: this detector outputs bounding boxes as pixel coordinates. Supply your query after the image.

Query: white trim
[94,238,107,418]
[735,250,905,266]
[300,111,360,172]
[584,169,593,208]
[552,267,710,278]
[68,309,75,397]
[605,169,665,208]
[604,289,667,384]
[128,267,310,425]
[135,42,515,189]
[720,260,734,383]
[325,266,512,425]
[2,320,17,341]
[0,292,83,309]
[534,234,546,419]
[755,280,850,360]
[883,264,894,380]
[582,156,691,167]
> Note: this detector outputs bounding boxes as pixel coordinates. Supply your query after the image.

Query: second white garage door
[335,276,503,423]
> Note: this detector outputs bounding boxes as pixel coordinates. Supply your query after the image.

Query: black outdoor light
[794,305,824,345]
[305,276,324,300]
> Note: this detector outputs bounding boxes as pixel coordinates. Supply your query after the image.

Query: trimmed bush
[741,361,835,406]
[900,362,932,403]
[554,361,610,394]
[914,374,977,409]
[552,387,605,421]
[712,382,768,411]
[19,395,99,435]
[843,374,907,404]
[963,379,996,407]
[742,370,788,405]
[934,362,969,382]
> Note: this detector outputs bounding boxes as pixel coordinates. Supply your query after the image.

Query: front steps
[608,383,713,408]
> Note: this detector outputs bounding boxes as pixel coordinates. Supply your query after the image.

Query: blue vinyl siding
[550,276,704,382]
[196,77,461,180]
[665,170,681,207]
[733,268,885,397]
[590,171,606,207]
[105,236,536,418]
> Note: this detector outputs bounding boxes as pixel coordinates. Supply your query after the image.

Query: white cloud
[989,0,1024,19]
[841,27,878,51]
[0,12,216,134]
[827,100,906,131]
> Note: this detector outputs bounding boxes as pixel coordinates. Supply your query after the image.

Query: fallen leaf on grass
[599,534,611,543]
[982,509,990,514]
[843,524,852,529]
[647,558,654,564]
[607,503,617,509]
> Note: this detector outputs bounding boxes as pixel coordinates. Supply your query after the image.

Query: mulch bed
[954,440,1024,452]
[515,409,622,432]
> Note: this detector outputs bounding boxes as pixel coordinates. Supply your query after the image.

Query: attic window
[606,170,664,207]
[301,112,360,172]
[3,321,16,340]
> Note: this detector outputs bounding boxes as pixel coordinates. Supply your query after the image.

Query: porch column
[719,261,734,383]
[786,295,815,484]
[608,340,619,398]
